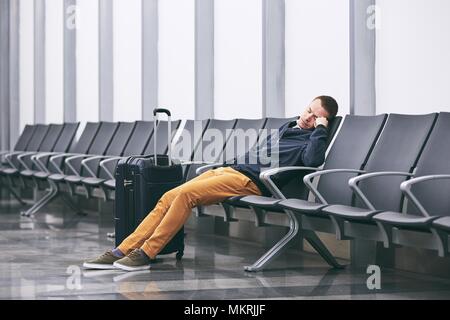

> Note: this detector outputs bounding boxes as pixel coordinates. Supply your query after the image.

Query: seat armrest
[99,157,126,180]
[400,174,450,217]
[259,166,320,200]
[348,171,413,211]
[303,168,366,204]
[17,152,39,171]
[81,155,116,178]
[195,163,224,175]
[64,154,91,177]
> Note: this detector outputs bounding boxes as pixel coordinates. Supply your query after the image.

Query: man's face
[297,99,330,130]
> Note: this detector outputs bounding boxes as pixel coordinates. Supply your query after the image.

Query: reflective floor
[1,200,450,300]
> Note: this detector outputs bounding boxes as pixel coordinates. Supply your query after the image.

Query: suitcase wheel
[176,250,184,261]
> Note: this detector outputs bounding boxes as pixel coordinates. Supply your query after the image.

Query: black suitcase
[114,108,185,260]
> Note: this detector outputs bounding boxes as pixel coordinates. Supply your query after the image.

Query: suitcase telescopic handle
[153,108,171,117]
[153,108,172,166]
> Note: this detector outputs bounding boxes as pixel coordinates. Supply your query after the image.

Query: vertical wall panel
[34,0,46,124]
[195,0,214,120]
[9,0,20,147]
[158,0,195,120]
[99,0,113,121]
[45,0,64,124]
[0,0,10,150]
[376,0,450,114]
[64,0,77,122]
[113,0,142,122]
[214,0,262,120]
[76,0,99,123]
[285,0,350,118]
[142,0,158,120]
[19,0,35,130]
[262,0,285,118]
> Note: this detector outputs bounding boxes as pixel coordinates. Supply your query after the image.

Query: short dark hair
[314,96,339,120]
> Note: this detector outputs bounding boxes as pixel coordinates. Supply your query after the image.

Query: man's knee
[160,187,181,203]
[174,190,198,207]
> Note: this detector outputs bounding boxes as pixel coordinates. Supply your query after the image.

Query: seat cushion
[103,179,116,189]
[373,212,437,229]
[432,217,450,232]
[223,196,250,209]
[239,195,281,210]
[64,175,83,184]
[278,198,328,215]
[82,177,106,187]
[1,168,18,176]
[322,204,380,221]
[20,170,37,177]
[33,172,50,179]
[48,173,66,182]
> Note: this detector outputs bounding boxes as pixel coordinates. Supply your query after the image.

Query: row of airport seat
[0,117,304,214]
[1,113,449,273]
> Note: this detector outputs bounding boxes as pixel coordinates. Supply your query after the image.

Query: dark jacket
[229,120,329,196]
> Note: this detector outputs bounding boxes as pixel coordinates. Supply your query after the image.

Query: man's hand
[315,117,328,128]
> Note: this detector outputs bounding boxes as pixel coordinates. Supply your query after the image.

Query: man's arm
[300,118,329,167]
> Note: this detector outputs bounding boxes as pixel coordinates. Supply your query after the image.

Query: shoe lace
[100,250,113,259]
[127,249,143,260]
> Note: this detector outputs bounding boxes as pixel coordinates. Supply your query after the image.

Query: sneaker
[113,249,151,272]
[83,250,122,270]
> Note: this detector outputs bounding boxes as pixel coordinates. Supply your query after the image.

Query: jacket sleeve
[299,125,329,167]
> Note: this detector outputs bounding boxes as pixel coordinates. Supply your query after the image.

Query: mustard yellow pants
[117,167,262,259]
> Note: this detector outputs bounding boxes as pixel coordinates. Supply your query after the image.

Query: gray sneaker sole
[113,261,151,272]
[83,262,117,270]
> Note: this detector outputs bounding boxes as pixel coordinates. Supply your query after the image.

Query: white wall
[285,0,350,118]
[214,0,262,120]
[45,0,64,124]
[158,0,195,120]
[76,0,99,123]
[19,0,35,130]
[113,0,142,122]
[376,0,450,114]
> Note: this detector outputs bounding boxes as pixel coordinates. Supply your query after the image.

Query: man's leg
[140,167,261,259]
[117,169,217,255]
[83,170,221,269]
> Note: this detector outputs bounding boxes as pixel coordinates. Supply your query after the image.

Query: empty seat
[370,113,450,255]
[321,113,437,236]
[100,120,180,192]
[1,124,50,176]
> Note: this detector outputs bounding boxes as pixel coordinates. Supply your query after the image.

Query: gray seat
[100,121,155,190]
[0,124,50,176]
[0,124,37,161]
[76,121,137,188]
[322,113,437,225]
[371,113,450,234]
[63,122,133,187]
[42,122,101,180]
[28,122,80,181]
[48,122,118,184]
[433,217,450,232]
[0,124,38,203]
[20,123,79,178]
[97,120,180,192]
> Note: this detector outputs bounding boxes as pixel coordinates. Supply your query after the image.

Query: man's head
[297,95,339,130]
